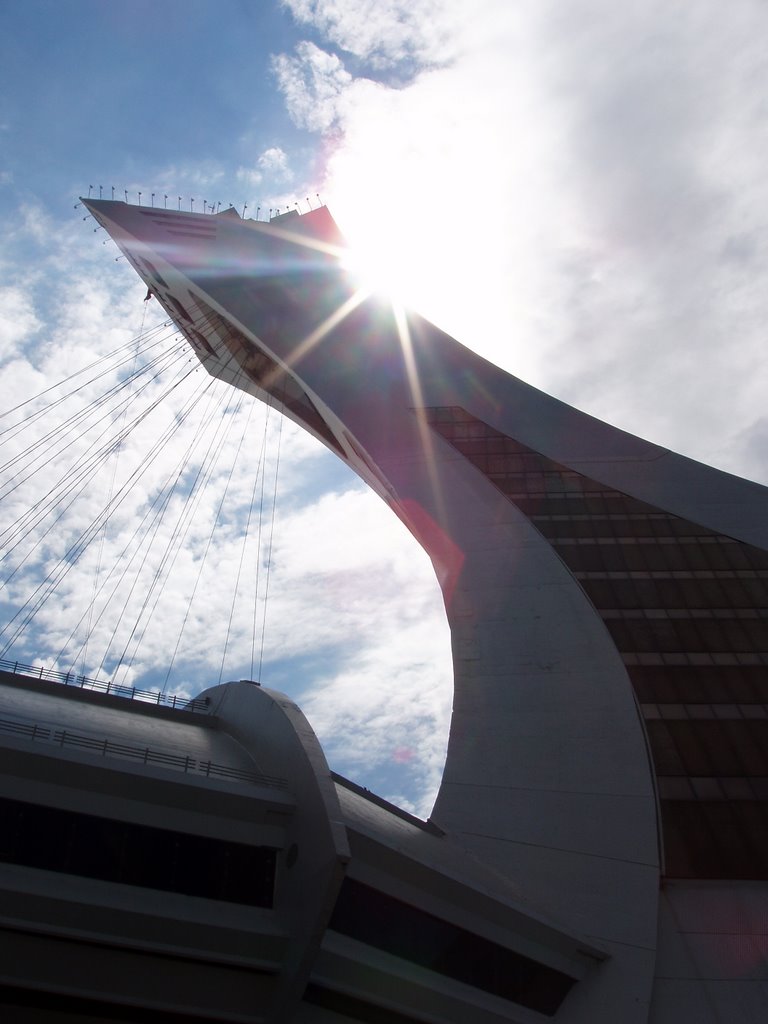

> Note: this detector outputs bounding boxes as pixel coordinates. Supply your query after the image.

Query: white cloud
[258,145,291,177]
[282,0,458,68]
[236,147,292,193]
[299,624,452,818]
[272,40,353,132]
[0,286,41,359]
[18,201,51,246]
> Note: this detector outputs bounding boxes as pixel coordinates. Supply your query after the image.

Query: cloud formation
[277,1,768,485]
[282,0,456,68]
[258,146,291,176]
[0,286,41,359]
[273,41,353,132]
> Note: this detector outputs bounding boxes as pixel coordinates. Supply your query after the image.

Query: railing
[0,716,287,789]
[0,658,209,713]
[80,185,323,221]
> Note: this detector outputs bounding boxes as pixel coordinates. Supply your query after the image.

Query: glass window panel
[662,653,691,667]
[329,879,576,1014]
[693,654,720,667]
[659,704,687,719]
[690,778,724,799]
[658,777,694,799]
[646,722,686,774]
[713,704,742,719]
[742,705,768,719]
[723,721,768,775]
[669,722,716,775]
[0,796,276,907]
[688,703,719,718]
[661,801,720,878]
[720,778,754,800]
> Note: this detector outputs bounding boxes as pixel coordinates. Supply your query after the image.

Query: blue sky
[2,2,299,190]
[2,1,768,815]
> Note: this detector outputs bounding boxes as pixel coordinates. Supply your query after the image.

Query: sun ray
[281,285,370,373]
[392,303,448,529]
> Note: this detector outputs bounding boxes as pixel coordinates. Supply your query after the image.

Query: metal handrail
[0,658,209,713]
[0,716,286,789]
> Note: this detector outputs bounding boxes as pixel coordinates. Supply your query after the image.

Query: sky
[1,0,767,815]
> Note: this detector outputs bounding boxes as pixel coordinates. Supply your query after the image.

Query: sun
[328,194,474,355]
[330,194,455,317]
[340,240,416,308]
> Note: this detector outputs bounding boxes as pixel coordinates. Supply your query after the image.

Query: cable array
[0,314,283,697]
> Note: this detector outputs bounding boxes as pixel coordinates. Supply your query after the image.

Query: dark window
[187,327,217,358]
[647,719,768,777]
[329,879,576,1016]
[0,796,275,906]
[0,982,245,1023]
[164,294,192,324]
[661,800,768,878]
[630,665,768,703]
[304,984,431,1024]
[139,257,168,289]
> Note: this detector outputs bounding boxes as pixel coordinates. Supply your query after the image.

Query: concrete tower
[3,197,763,1022]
